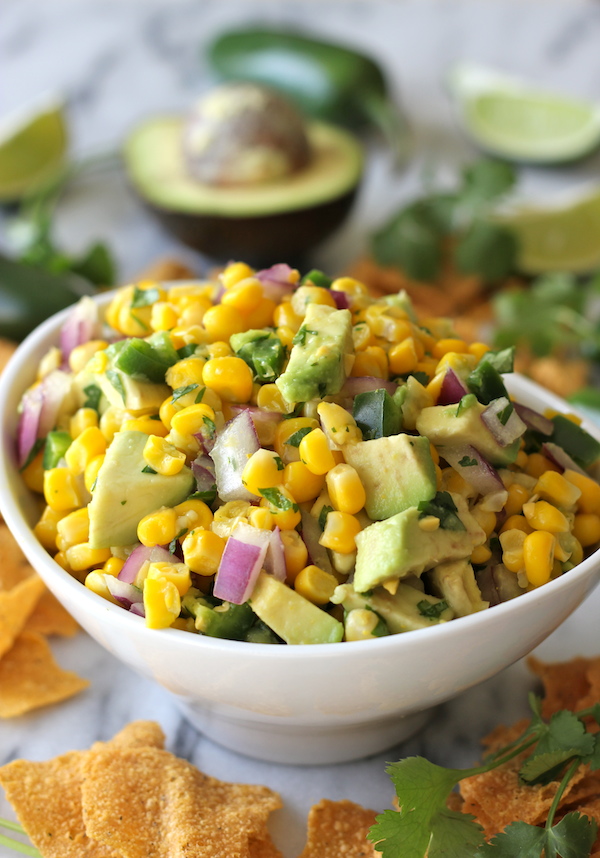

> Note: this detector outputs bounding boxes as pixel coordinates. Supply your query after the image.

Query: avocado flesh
[333,583,454,633]
[123,117,362,217]
[343,433,436,521]
[249,571,343,644]
[88,430,195,549]
[353,494,486,592]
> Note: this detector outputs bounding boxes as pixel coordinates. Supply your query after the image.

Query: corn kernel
[70,407,98,438]
[248,507,275,530]
[56,507,90,551]
[573,513,600,547]
[468,342,491,361]
[504,482,530,517]
[280,529,308,584]
[564,469,600,515]
[294,564,338,605]
[137,506,178,547]
[471,544,492,565]
[64,426,107,475]
[500,514,533,535]
[330,276,368,298]
[103,556,125,577]
[273,301,303,332]
[523,500,569,533]
[259,485,301,530]
[147,560,191,597]
[85,571,118,603]
[220,261,255,289]
[291,285,337,315]
[317,401,362,446]
[299,428,337,476]
[143,577,181,629]
[256,383,290,414]
[202,304,245,342]
[283,461,325,504]
[221,278,264,314]
[34,506,67,553]
[22,449,45,493]
[344,608,381,641]
[319,510,361,554]
[43,468,83,512]
[245,298,277,329]
[182,529,226,576]
[499,528,526,573]
[150,301,179,331]
[432,338,468,359]
[525,452,559,479]
[241,448,285,496]
[170,402,216,437]
[142,435,186,476]
[68,340,109,373]
[274,417,319,463]
[66,542,112,572]
[326,464,366,515]
[99,406,125,443]
[202,356,253,403]
[523,530,555,587]
[535,471,581,510]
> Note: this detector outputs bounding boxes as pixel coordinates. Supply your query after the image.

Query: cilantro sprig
[369,694,600,857]
[371,158,519,283]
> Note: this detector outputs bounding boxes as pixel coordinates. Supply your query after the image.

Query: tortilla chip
[0,524,34,590]
[0,574,45,658]
[298,799,378,858]
[248,833,283,858]
[528,656,596,717]
[26,589,79,637]
[0,631,89,718]
[0,721,165,858]
[81,745,281,858]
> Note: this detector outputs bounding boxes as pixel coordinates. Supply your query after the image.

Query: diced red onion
[229,405,283,433]
[209,411,260,502]
[17,369,72,467]
[213,283,226,304]
[105,575,144,609]
[59,296,99,363]
[193,427,215,454]
[213,536,266,604]
[437,368,468,405]
[330,290,350,310]
[300,507,334,576]
[476,564,526,606]
[481,397,526,447]
[265,527,286,582]
[191,454,217,495]
[341,376,397,397]
[255,263,298,301]
[440,445,508,511]
[129,602,146,617]
[542,442,588,476]
[119,544,173,584]
[513,402,554,436]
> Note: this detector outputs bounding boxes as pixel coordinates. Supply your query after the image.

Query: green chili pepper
[207,27,410,166]
[0,257,96,342]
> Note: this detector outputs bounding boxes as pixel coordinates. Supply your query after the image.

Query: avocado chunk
[343,433,436,520]
[416,394,521,466]
[249,570,343,644]
[332,582,454,633]
[353,493,486,592]
[88,430,195,548]
[123,116,363,265]
[276,303,354,403]
[427,559,489,617]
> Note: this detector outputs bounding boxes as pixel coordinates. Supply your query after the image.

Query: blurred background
[3,0,600,401]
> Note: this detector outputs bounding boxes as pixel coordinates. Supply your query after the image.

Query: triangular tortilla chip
[26,589,79,637]
[298,799,378,858]
[0,631,89,718]
[0,575,45,658]
[81,745,281,858]
[0,524,34,590]
[0,721,165,858]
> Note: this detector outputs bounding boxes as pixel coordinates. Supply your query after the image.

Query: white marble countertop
[2,1,600,855]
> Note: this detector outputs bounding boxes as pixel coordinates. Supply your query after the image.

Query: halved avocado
[123,116,363,265]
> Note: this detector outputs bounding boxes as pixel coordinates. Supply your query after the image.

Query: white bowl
[1,292,600,765]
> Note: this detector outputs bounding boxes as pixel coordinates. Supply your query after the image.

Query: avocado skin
[139,188,357,267]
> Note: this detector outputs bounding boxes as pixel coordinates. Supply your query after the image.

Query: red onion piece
[341,376,397,398]
[542,442,588,476]
[300,507,334,576]
[481,397,526,447]
[255,263,298,301]
[105,575,144,609]
[229,405,283,434]
[59,296,100,363]
[129,602,146,617]
[265,527,286,582]
[209,411,260,502]
[513,402,554,436]
[440,445,508,511]
[213,536,266,604]
[437,368,468,405]
[118,544,173,584]
[17,369,72,467]
[191,454,217,495]
[330,290,350,310]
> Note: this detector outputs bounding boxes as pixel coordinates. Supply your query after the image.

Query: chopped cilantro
[285,426,313,447]
[318,505,334,531]
[169,528,187,553]
[274,455,284,471]
[259,487,299,512]
[418,492,465,531]
[83,383,102,412]
[202,416,216,438]
[417,599,449,619]
[172,383,199,403]
[105,369,126,403]
[141,465,157,474]
[131,285,160,308]
[458,455,477,467]
[292,326,317,347]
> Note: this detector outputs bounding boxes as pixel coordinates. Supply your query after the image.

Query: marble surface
[3,0,600,855]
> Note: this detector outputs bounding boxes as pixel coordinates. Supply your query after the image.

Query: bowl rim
[1,287,600,659]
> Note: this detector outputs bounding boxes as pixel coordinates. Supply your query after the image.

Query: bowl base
[174,700,433,765]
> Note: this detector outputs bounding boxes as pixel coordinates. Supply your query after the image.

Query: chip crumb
[0,631,89,718]
[298,799,379,858]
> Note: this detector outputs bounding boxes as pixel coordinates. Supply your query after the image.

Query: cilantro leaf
[459,159,517,209]
[479,813,597,858]
[417,599,449,620]
[477,821,546,857]
[131,285,160,307]
[455,220,518,282]
[259,487,298,512]
[368,758,485,858]
[372,201,444,282]
[171,383,199,403]
[285,426,312,447]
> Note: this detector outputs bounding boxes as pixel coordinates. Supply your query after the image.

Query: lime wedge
[449,63,600,164]
[496,188,600,274]
[0,94,68,202]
